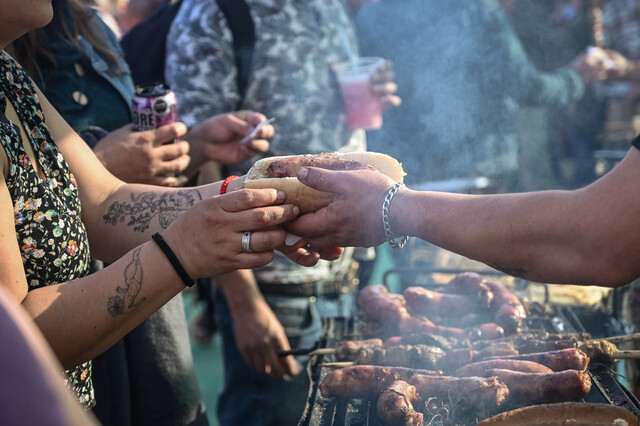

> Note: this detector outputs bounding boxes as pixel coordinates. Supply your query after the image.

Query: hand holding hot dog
[286,167,400,248]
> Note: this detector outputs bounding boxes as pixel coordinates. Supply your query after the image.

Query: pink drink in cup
[334,57,385,130]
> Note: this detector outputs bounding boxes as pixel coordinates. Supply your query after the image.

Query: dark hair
[7,0,122,82]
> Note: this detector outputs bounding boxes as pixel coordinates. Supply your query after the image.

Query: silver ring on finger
[241,231,253,253]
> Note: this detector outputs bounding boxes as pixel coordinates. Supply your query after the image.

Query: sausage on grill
[319,365,443,399]
[358,284,409,324]
[407,375,510,409]
[334,339,384,361]
[486,348,590,372]
[438,272,494,309]
[486,369,591,405]
[454,359,553,377]
[404,286,492,316]
[355,344,447,370]
[376,380,424,426]
[483,280,526,335]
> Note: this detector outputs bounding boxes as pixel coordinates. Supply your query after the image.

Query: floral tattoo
[103,189,203,232]
[108,247,147,317]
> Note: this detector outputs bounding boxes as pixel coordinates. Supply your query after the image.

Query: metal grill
[298,281,640,425]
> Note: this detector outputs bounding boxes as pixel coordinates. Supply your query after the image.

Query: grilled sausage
[404,286,491,316]
[358,285,409,324]
[355,345,447,370]
[483,280,526,335]
[486,348,590,372]
[485,369,591,405]
[335,339,384,361]
[438,272,494,309]
[266,155,376,178]
[383,333,454,350]
[376,381,424,426]
[465,323,505,341]
[319,366,443,399]
[407,375,510,409]
[454,359,553,377]
[398,315,468,340]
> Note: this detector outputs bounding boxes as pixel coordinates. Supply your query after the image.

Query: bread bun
[243,152,405,213]
[477,402,639,425]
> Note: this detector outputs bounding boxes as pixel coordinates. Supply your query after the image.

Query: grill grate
[298,301,640,425]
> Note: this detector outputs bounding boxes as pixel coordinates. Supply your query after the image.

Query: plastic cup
[334,57,385,130]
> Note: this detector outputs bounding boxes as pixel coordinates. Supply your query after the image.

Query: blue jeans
[213,288,355,426]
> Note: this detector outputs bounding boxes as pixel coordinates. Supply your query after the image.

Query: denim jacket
[36,1,135,136]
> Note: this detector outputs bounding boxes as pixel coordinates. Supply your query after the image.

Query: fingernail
[293,206,300,216]
[297,168,309,182]
[276,190,286,201]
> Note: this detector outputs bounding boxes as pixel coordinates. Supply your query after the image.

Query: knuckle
[251,209,270,225]
[236,189,255,205]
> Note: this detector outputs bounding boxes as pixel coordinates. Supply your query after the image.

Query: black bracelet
[151,233,195,287]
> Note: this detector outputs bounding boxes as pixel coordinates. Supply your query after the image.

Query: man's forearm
[393,188,624,286]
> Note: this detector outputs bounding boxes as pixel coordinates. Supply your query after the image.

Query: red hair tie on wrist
[220,175,240,195]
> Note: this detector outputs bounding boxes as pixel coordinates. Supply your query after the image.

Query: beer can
[131,83,178,132]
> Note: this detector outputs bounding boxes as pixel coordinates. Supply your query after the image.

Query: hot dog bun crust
[477,402,639,425]
[243,152,405,213]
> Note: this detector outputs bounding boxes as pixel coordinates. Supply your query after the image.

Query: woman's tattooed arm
[107,246,147,317]
[102,189,203,232]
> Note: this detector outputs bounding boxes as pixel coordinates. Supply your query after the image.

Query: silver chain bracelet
[382,182,409,249]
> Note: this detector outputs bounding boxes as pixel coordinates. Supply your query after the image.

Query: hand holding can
[131,83,178,137]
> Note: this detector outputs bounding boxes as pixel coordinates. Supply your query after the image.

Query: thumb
[296,167,342,194]
[226,114,253,135]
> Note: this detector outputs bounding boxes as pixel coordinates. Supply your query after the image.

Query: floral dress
[0,51,94,407]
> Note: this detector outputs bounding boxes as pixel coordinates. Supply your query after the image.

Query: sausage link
[486,348,590,372]
[483,280,526,335]
[404,286,484,316]
[376,380,424,426]
[486,369,591,404]
[358,284,409,324]
[455,359,553,377]
[319,366,443,399]
[439,272,494,309]
[266,155,376,178]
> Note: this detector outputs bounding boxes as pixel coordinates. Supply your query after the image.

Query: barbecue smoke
[354,0,569,191]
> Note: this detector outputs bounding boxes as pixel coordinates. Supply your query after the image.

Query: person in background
[165,0,400,424]
[8,1,274,425]
[354,0,606,192]
[114,0,165,35]
[506,0,606,190]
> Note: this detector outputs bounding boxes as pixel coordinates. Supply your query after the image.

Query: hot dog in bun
[477,402,639,426]
[243,152,405,213]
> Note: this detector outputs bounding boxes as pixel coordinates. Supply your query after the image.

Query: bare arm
[288,148,640,287]
[0,88,298,368]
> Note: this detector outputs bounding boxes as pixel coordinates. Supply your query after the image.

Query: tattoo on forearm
[491,263,528,278]
[108,247,147,317]
[103,190,203,232]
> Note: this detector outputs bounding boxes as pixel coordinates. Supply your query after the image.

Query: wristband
[382,182,409,249]
[220,175,240,195]
[151,233,195,287]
